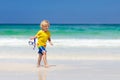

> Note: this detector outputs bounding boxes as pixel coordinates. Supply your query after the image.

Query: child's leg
[37,54,42,67]
[42,51,49,67]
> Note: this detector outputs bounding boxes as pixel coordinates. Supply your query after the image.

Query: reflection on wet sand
[38,69,47,80]
[37,65,56,80]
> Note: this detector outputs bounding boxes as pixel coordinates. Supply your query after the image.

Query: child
[30,20,53,68]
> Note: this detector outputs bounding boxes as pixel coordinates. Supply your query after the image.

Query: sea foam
[1,38,120,47]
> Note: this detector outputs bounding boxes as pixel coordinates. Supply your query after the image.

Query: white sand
[0,60,120,80]
[1,46,120,80]
[0,63,36,72]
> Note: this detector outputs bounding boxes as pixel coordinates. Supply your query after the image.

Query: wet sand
[0,60,120,80]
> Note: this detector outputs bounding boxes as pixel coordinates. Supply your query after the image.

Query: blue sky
[0,0,120,24]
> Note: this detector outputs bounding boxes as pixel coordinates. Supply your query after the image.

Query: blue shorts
[38,46,46,55]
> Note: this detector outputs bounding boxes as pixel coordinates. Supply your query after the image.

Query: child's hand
[49,41,53,46]
[30,37,34,40]
[30,36,36,40]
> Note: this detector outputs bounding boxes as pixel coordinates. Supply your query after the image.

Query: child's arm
[48,37,53,46]
[30,30,40,40]
[30,36,37,40]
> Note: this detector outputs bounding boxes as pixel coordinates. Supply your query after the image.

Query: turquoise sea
[0,24,120,47]
[0,24,120,38]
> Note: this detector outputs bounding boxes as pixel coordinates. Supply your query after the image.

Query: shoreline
[1,46,120,61]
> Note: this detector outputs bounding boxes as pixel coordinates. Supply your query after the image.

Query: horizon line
[0,23,120,25]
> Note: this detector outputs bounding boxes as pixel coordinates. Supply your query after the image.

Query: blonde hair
[40,20,50,28]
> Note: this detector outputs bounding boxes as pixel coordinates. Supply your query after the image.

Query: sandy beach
[0,60,120,80]
[0,46,120,80]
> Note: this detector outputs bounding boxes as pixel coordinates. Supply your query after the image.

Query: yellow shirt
[35,30,50,47]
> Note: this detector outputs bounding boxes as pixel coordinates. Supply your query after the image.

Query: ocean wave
[53,39,120,47]
[1,38,120,47]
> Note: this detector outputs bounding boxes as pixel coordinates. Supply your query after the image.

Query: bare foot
[44,65,49,68]
[37,65,40,68]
